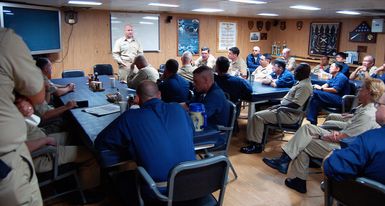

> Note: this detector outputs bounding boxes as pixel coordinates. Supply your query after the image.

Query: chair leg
[229,161,238,181]
[73,173,87,204]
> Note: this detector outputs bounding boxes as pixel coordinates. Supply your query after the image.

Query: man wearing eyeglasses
[323,91,385,185]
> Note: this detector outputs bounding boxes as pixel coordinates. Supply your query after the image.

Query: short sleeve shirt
[340,103,380,137]
[0,28,44,154]
[112,37,143,65]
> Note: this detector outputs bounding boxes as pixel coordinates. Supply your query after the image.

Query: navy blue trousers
[307,90,342,125]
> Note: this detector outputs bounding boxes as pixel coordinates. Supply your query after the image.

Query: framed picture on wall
[308,22,341,56]
[217,22,237,51]
[177,19,200,56]
[250,32,260,42]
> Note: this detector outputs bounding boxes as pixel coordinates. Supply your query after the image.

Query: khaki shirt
[281,78,313,110]
[282,56,296,71]
[340,103,380,137]
[312,64,330,74]
[229,57,247,76]
[127,65,159,89]
[0,28,44,154]
[194,54,216,69]
[178,65,195,76]
[252,64,273,80]
[112,37,143,69]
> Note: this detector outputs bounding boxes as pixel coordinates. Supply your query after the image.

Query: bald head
[133,55,149,69]
[136,80,160,104]
[252,46,261,56]
[193,66,214,93]
[181,51,193,65]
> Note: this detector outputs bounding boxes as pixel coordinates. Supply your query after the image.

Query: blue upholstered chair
[61,70,85,78]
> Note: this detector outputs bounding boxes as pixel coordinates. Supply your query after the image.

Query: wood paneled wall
[50,9,385,78]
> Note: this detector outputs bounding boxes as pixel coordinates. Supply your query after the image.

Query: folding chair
[93,64,114,75]
[261,96,311,150]
[61,70,85,78]
[136,155,230,206]
[323,177,385,206]
[32,146,86,204]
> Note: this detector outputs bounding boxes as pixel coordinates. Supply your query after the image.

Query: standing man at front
[113,24,143,81]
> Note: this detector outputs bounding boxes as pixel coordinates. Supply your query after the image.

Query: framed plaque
[309,22,341,56]
[217,22,237,51]
[177,19,200,56]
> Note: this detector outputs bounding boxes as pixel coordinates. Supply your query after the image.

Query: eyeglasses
[374,102,385,108]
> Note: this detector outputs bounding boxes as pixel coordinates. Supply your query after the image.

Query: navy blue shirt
[191,83,230,127]
[158,73,190,103]
[270,69,295,88]
[324,126,385,185]
[246,53,261,72]
[371,73,385,83]
[327,72,350,96]
[214,74,252,103]
[95,98,196,182]
[325,62,350,77]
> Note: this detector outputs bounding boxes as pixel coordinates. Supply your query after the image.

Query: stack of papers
[83,104,120,116]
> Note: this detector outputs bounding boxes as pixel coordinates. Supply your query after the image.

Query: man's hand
[261,78,273,85]
[321,131,340,143]
[179,103,189,111]
[313,84,322,90]
[15,97,34,117]
[66,83,76,92]
[65,100,78,109]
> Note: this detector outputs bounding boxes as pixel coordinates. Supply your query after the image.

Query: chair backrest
[168,155,229,205]
[93,64,113,75]
[325,177,385,206]
[61,69,85,78]
[223,100,237,151]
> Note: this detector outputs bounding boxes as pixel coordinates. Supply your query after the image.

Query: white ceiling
[3,0,385,19]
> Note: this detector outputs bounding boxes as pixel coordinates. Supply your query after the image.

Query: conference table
[51,75,220,167]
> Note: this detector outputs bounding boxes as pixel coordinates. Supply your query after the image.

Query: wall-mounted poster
[309,22,340,56]
[177,19,200,56]
[218,22,237,51]
[250,32,260,42]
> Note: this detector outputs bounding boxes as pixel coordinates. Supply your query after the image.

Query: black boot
[262,152,291,174]
[285,177,307,193]
[240,142,263,154]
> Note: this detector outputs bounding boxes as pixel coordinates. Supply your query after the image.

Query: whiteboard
[110,12,160,52]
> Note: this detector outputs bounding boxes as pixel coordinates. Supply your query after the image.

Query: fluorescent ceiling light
[229,0,266,4]
[192,8,224,13]
[68,1,102,6]
[139,21,154,25]
[258,13,278,16]
[3,10,11,13]
[143,16,159,20]
[336,10,361,15]
[148,3,179,7]
[111,16,117,20]
[111,20,122,24]
[290,5,320,11]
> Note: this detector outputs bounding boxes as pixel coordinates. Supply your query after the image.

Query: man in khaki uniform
[0,28,45,206]
[263,78,385,193]
[127,55,159,89]
[194,47,216,69]
[349,55,378,80]
[240,63,313,154]
[281,48,296,72]
[113,24,143,81]
[179,51,195,76]
[228,47,247,77]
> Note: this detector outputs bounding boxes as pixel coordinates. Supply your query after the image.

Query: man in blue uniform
[158,59,190,103]
[215,56,252,133]
[325,52,350,77]
[307,62,350,125]
[95,81,196,193]
[261,59,295,88]
[189,65,230,127]
[371,63,385,83]
[323,92,385,185]
[246,46,262,74]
